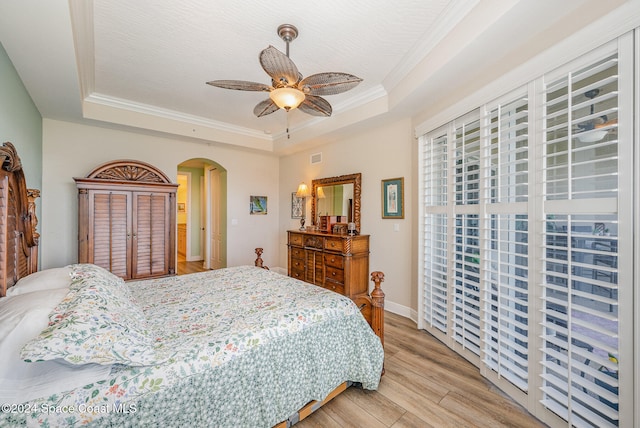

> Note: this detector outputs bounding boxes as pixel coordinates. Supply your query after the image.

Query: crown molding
[85,93,271,140]
[69,0,94,100]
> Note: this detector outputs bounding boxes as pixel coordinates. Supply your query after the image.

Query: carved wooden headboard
[0,142,40,297]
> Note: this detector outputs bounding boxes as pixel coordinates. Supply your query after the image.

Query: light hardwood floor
[177,257,209,275]
[297,312,546,428]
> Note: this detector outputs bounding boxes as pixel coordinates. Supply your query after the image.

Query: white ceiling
[0,0,631,154]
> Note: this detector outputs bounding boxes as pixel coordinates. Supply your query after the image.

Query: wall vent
[310,152,322,164]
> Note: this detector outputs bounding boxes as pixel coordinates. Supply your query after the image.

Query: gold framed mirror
[311,173,361,234]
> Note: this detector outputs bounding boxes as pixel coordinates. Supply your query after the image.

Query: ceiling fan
[206,24,362,118]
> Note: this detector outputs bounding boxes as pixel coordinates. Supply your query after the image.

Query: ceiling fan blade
[259,46,301,87]
[298,72,362,96]
[206,80,272,92]
[253,98,280,117]
[298,95,332,117]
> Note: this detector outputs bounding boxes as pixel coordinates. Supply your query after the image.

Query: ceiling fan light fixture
[270,87,305,111]
[207,24,361,118]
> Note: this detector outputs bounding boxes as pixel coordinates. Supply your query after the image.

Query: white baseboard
[272,266,287,275]
[385,301,418,325]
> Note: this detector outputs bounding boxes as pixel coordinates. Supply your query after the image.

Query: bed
[0,142,385,427]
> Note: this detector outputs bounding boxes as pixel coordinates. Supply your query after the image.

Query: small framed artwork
[381,177,404,219]
[250,195,267,215]
[177,202,186,213]
[291,192,305,219]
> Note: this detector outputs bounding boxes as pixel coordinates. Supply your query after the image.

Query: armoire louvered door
[76,160,177,280]
[89,190,131,278]
[131,192,171,279]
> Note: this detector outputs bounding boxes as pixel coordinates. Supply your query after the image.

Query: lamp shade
[270,87,306,111]
[296,182,309,197]
[317,186,326,198]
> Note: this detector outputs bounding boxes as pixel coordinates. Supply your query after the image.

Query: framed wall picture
[249,195,267,215]
[291,192,305,219]
[177,202,186,213]
[381,177,404,219]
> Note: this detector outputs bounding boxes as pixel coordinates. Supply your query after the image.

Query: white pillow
[0,289,68,340]
[6,266,72,297]
[0,289,111,403]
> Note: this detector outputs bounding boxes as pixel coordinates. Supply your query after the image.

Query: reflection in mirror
[311,173,361,234]
[316,183,354,218]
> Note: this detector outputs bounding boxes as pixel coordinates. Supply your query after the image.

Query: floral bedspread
[3,266,384,427]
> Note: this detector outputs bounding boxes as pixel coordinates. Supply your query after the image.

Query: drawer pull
[332,271,336,276]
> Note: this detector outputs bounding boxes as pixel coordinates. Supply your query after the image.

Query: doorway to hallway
[176,158,227,275]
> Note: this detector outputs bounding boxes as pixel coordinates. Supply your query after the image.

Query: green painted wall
[178,166,204,258]
[0,41,42,227]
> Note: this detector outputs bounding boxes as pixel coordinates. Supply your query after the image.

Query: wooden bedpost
[254,247,268,269]
[27,188,40,274]
[370,271,385,348]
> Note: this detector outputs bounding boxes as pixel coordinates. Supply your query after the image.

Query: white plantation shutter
[484,214,529,391]
[424,133,448,207]
[452,213,481,355]
[422,132,449,333]
[483,95,530,391]
[419,37,632,426]
[485,97,529,205]
[541,52,620,427]
[454,118,481,206]
[423,213,448,332]
[451,115,482,356]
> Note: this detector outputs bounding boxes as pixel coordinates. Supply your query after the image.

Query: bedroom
[1,0,639,427]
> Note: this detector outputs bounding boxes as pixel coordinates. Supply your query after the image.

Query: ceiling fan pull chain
[286,112,291,139]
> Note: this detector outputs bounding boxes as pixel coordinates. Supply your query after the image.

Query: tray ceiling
[0,0,629,153]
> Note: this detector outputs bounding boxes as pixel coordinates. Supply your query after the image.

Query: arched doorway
[177,158,227,274]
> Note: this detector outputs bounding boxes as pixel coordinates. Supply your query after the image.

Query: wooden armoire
[74,160,178,280]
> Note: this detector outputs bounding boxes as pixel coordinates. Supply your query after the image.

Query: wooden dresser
[287,230,369,298]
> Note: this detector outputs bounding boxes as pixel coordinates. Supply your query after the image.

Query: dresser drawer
[325,266,345,285]
[290,267,304,280]
[324,237,343,252]
[323,281,345,295]
[289,233,304,246]
[304,235,323,249]
[290,257,305,271]
[290,247,305,260]
[323,254,344,269]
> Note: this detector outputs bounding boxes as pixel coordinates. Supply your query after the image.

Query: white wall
[41,119,280,270]
[279,118,414,316]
